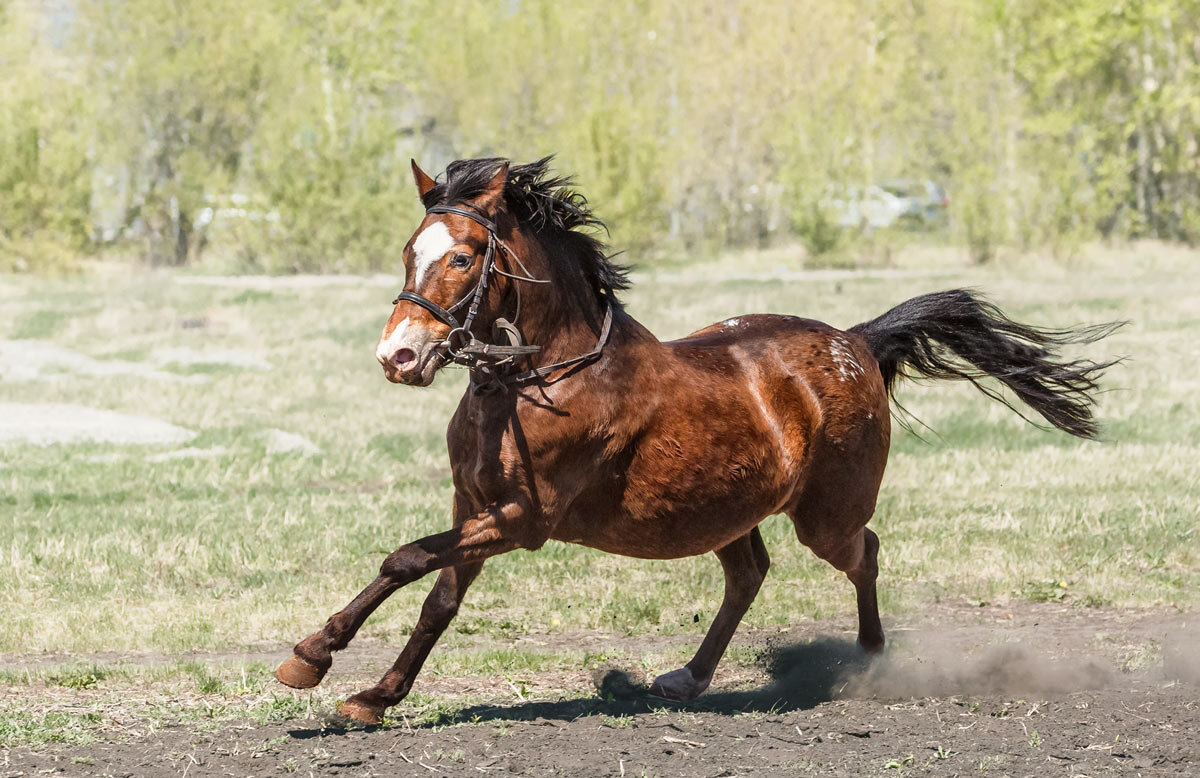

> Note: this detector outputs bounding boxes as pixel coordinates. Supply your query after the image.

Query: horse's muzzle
[380,345,440,386]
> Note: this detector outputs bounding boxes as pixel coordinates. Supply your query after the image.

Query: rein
[393,204,614,393]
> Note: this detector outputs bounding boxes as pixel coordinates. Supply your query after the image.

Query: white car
[821,185,907,229]
[821,181,949,230]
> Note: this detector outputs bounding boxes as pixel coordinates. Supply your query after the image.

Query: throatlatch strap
[505,303,614,387]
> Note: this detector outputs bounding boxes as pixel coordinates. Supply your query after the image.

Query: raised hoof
[275,654,328,689]
[648,667,710,701]
[337,698,384,726]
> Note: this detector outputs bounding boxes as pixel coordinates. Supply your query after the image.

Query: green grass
[0,241,1197,663]
[0,710,102,748]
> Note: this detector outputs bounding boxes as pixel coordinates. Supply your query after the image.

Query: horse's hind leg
[851,528,884,652]
[649,527,770,701]
[802,525,884,653]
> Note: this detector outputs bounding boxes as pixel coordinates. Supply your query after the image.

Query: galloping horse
[276,157,1116,724]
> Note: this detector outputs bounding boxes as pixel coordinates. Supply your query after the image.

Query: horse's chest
[447,397,601,513]
[449,437,501,503]
[446,406,520,507]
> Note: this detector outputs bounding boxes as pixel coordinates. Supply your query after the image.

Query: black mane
[421,156,629,298]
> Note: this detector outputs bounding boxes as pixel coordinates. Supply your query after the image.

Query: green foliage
[0,710,101,748]
[49,665,107,690]
[793,202,844,258]
[1019,579,1069,603]
[0,5,93,271]
[81,0,292,266]
[3,0,1200,271]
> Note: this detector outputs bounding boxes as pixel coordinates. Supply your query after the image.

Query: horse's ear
[475,161,509,213]
[411,159,436,198]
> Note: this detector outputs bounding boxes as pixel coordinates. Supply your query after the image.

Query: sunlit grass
[0,241,1196,662]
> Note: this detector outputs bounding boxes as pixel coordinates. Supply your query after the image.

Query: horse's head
[376,160,511,386]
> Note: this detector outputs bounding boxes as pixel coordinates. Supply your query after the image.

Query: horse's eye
[450,253,472,269]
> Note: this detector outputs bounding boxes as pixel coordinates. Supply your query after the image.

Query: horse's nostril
[392,348,416,367]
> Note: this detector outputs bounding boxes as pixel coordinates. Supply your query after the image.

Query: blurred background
[4,0,1200,273]
[2,2,1199,756]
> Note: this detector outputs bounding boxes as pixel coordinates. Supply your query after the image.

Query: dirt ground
[5,602,1198,777]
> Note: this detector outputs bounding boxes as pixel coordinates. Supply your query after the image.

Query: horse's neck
[513,239,626,367]
[518,283,607,367]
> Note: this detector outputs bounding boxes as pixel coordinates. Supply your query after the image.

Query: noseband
[393,204,614,393]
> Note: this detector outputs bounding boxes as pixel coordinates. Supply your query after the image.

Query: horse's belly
[551,459,788,559]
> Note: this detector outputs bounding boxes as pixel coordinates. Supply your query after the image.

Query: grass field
[1,241,1197,748]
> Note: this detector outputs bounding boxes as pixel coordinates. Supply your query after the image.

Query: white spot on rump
[412,222,456,286]
[724,318,742,327]
[829,336,865,382]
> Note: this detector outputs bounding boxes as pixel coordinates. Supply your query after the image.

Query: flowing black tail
[850,289,1122,439]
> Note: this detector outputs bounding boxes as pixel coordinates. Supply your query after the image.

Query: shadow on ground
[284,621,1150,740]
[288,637,869,740]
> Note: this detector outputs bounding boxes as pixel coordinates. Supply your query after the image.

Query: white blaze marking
[375,317,410,362]
[829,336,864,382]
[411,222,456,286]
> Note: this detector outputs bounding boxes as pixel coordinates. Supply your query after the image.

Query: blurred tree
[3,0,1199,271]
[81,0,288,264]
[232,0,422,272]
[0,1,93,270]
[1014,0,1200,242]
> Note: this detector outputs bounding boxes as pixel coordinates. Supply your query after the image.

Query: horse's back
[667,313,888,426]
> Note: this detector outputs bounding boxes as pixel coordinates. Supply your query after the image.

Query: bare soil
[6,602,1198,777]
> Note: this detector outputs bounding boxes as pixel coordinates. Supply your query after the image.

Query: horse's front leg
[336,560,483,723]
[275,502,525,693]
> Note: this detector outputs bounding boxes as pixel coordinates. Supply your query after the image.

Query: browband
[425,205,497,233]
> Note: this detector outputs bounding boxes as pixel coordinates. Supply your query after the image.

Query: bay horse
[275,157,1117,724]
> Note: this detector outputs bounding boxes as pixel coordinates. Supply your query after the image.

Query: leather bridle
[392,204,614,393]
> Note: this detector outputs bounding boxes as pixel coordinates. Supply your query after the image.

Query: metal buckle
[443,326,474,362]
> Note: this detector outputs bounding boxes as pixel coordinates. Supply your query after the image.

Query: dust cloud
[1163,629,1200,684]
[837,640,1115,699]
[593,633,1124,713]
[592,623,1197,714]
